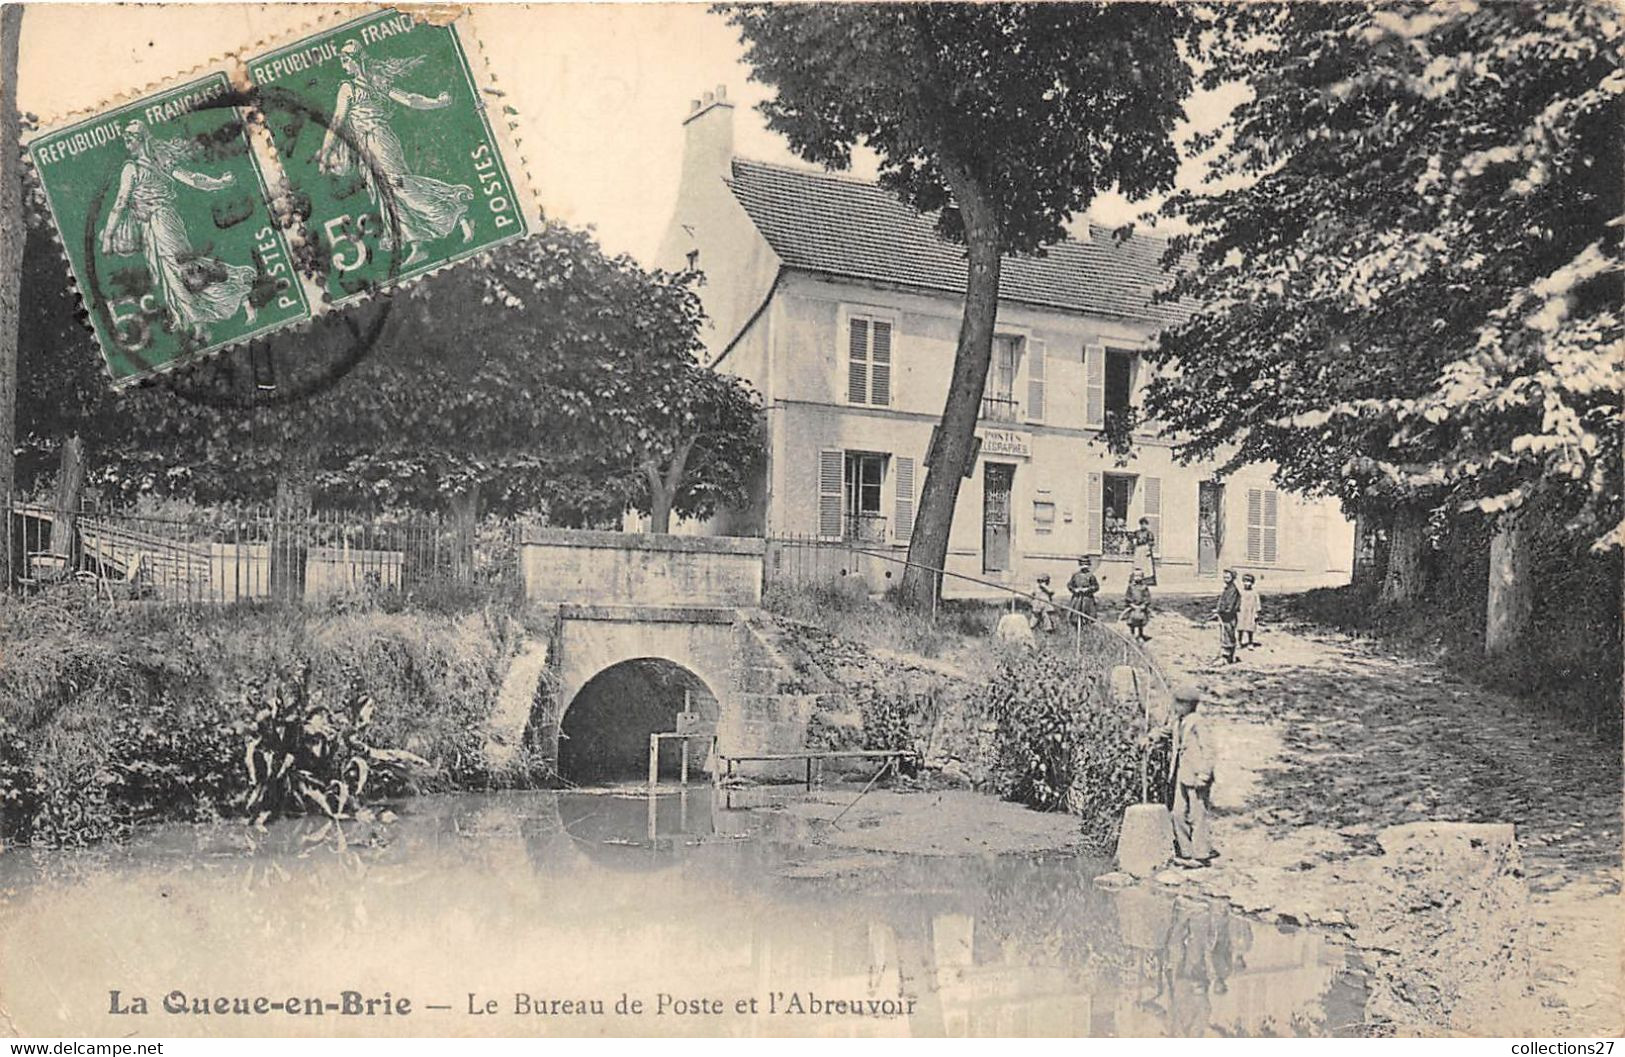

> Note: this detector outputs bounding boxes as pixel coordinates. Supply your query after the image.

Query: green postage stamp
[248,9,528,304]
[26,8,531,386]
[29,74,311,384]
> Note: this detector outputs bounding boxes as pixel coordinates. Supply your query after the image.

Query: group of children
[1214,569,1263,664]
[1024,555,1264,661]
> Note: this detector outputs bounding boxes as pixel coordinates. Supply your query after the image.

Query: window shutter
[1246,487,1263,563]
[894,456,915,541]
[1143,476,1162,542]
[1026,339,1046,423]
[1084,344,1106,428]
[819,451,844,540]
[847,318,869,404]
[1085,471,1103,554]
[1263,489,1279,564]
[870,320,892,406]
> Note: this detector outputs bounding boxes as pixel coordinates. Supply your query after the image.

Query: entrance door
[983,463,1014,573]
[1198,481,1224,575]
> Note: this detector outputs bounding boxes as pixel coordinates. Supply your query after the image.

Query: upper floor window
[847,314,893,406]
[1105,349,1135,420]
[982,335,1022,422]
[1084,344,1139,430]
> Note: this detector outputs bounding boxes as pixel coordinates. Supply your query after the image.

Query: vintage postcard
[1,1,1620,1044]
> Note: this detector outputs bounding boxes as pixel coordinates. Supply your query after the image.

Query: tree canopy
[1145,2,1623,549]
[722,2,1202,604]
[18,217,763,528]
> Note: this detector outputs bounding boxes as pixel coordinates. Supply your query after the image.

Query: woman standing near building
[1132,517,1158,585]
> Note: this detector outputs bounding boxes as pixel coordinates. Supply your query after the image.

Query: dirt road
[1130,594,1622,1035]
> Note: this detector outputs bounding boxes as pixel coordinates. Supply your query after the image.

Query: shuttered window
[894,456,915,541]
[1085,471,1103,554]
[1246,487,1280,563]
[1143,476,1162,542]
[847,315,893,406]
[1084,344,1106,428]
[818,451,844,540]
[1264,488,1279,564]
[1027,339,1046,423]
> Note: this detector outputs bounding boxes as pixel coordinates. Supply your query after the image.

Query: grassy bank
[0,590,544,846]
[761,583,1172,852]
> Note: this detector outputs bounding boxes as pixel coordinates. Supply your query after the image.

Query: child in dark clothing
[1215,570,1241,664]
[1122,570,1153,642]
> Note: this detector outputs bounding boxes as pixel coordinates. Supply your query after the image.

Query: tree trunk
[643,435,695,535]
[47,434,84,563]
[270,442,315,601]
[899,167,1001,611]
[1352,506,1387,590]
[450,483,480,577]
[1485,509,1533,657]
[1379,501,1428,606]
[0,7,25,499]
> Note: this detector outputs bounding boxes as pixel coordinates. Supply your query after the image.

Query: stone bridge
[484,529,814,783]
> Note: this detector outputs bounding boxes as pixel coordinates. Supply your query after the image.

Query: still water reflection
[0,788,1366,1037]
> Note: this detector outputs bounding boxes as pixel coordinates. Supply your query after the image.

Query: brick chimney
[680,84,734,186]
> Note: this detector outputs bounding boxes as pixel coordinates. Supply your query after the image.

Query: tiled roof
[728,159,1189,325]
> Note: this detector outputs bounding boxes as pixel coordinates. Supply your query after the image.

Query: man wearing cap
[1066,556,1100,628]
[1169,681,1217,866]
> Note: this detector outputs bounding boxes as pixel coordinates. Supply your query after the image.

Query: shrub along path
[1124,594,1621,1035]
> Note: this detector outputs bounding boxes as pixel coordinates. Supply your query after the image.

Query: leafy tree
[17,220,763,530]
[721,2,1199,607]
[1145,2,1622,614]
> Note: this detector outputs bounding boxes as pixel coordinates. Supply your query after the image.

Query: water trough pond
[0,786,1368,1037]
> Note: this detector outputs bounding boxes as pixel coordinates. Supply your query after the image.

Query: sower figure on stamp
[99,120,259,342]
[317,41,476,266]
[1214,569,1241,665]
[1169,681,1217,867]
[1067,555,1100,629]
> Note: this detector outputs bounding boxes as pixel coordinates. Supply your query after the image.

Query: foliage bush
[0,589,528,846]
[976,644,1172,853]
[239,664,430,821]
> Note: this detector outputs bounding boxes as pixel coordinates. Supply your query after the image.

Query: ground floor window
[844,452,887,542]
[1103,473,1136,556]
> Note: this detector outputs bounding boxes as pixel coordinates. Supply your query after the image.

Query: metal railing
[843,512,888,543]
[4,496,520,609]
[979,394,1021,422]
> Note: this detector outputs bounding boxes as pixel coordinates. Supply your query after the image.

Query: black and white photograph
[0,0,1619,1043]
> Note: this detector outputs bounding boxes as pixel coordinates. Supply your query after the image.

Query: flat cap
[1172,680,1204,703]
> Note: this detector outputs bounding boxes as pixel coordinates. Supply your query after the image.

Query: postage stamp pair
[27,7,531,386]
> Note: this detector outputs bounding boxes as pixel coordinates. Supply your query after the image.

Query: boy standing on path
[1122,570,1153,642]
[1067,556,1100,628]
[1170,682,1217,867]
[1215,570,1241,664]
[1238,573,1262,649]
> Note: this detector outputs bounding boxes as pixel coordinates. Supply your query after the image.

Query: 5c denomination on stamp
[247,9,529,304]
